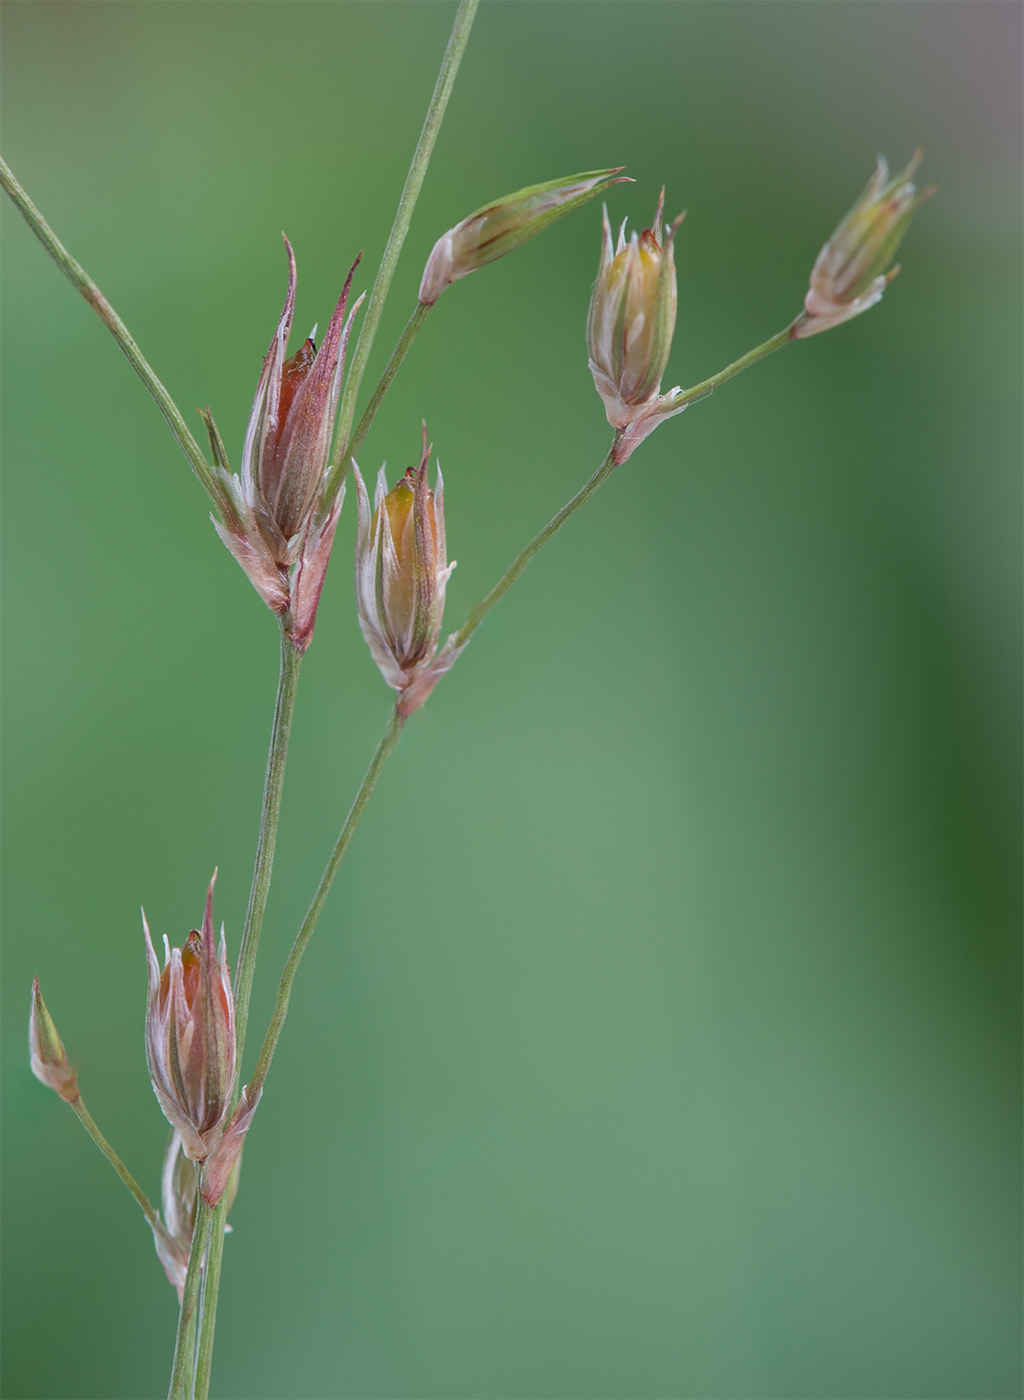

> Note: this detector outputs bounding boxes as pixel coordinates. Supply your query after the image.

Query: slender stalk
[172,620,302,1400]
[232,620,303,1065]
[248,706,406,1097]
[452,435,622,652]
[345,302,431,467]
[167,1189,212,1400]
[672,319,800,408]
[192,1205,225,1400]
[0,155,216,499]
[325,0,479,501]
[67,1095,163,1233]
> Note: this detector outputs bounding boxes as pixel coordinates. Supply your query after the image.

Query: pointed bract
[795,151,935,338]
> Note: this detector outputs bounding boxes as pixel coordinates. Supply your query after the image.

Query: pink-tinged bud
[205,239,364,651]
[353,430,456,716]
[795,151,936,338]
[143,873,236,1162]
[419,169,630,306]
[29,978,78,1102]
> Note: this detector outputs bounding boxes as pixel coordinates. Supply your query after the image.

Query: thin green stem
[452,436,622,652]
[326,0,479,501]
[173,620,301,1400]
[193,1205,225,1400]
[0,155,216,499]
[346,302,432,468]
[167,1188,212,1400]
[248,706,406,1098]
[672,319,800,408]
[232,620,303,1066]
[68,1095,163,1233]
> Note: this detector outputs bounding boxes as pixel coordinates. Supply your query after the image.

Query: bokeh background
[2,4,1020,1398]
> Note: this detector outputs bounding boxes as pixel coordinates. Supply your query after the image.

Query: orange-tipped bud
[419,169,630,306]
[29,978,78,1102]
[795,151,936,338]
[143,873,236,1162]
[353,429,455,715]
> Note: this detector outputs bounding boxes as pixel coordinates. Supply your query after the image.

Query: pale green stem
[232,620,303,1065]
[0,155,216,499]
[248,706,406,1099]
[672,319,801,408]
[325,0,479,502]
[174,621,302,1400]
[452,435,622,651]
[345,302,432,468]
[67,1094,164,1236]
[192,1202,225,1400]
[167,1186,212,1400]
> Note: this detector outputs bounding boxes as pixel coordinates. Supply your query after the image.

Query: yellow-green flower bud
[419,169,629,305]
[795,151,936,338]
[587,190,684,430]
[29,978,78,1102]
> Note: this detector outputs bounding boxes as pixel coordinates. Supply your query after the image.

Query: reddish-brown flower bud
[143,873,236,1162]
[204,239,364,651]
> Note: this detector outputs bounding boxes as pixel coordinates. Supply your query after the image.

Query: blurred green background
[2,3,1020,1398]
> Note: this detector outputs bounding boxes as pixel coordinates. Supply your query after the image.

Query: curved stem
[167,1188,212,1400]
[326,0,479,501]
[248,706,406,1098]
[672,320,800,408]
[345,302,431,468]
[0,155,216,499]
[68,1095,164,1234]
[232,620,303,1066]
[452,435,622,652]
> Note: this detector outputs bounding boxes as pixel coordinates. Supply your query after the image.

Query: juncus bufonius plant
[7,0,932,1385]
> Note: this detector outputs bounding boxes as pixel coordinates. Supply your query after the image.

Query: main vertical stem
[232,621,303,1066]
[325,0,479,499]
[168,621,301,1399]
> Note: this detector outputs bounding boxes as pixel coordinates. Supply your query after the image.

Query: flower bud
[353,431,455,716]
[143,873,236,1162]
[204,239,364,651]
[419,169,629,305]
[587,189,684,428]
[795,151,935,338]
[29,978,78,1102]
